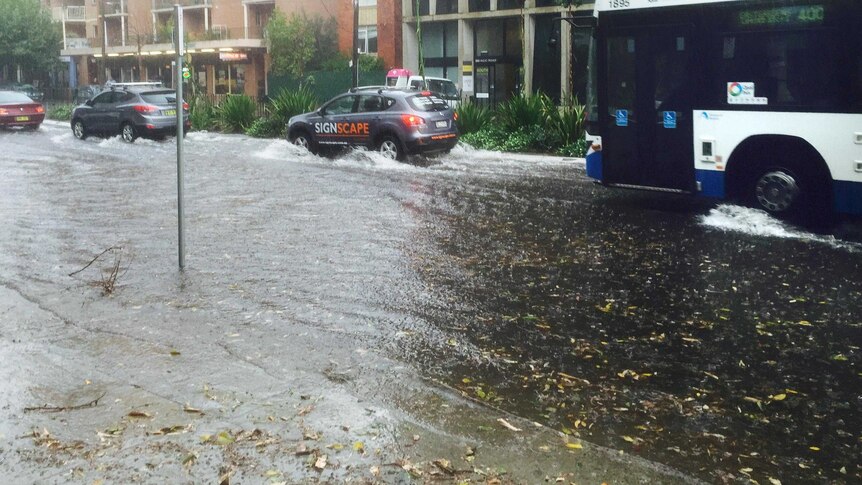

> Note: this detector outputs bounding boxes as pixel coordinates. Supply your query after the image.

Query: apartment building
[401,0,594,105]
[336,0,402,72]
[47,0,338,96]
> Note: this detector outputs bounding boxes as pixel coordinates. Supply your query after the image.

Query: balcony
[104,2,128,17]
[65,37,91,49]
[65,6,87,21]
[152,0,211,12]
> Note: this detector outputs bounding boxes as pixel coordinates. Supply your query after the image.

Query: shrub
[558,138,589,158]
[47,103,73,121]
[245,117,284,138]
[217,94,257,133]
[494,92,552,132]
[270,86,318,125]
[455,101,492,135]
[546,98,586,147]
[189,95,216,131]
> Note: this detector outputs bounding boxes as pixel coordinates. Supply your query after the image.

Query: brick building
[45,0,340,96]
[336,0,402,72]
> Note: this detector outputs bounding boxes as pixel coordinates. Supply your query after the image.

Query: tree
[0,0,62,81]
[266,10,315,78]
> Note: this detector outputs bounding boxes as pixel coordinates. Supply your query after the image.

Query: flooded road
[1,123,859,483]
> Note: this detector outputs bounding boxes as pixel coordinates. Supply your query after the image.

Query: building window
[414,0,430,16]
[422,21,458,80]
[437,0,458,14]
[359,26,378,54]
[469,0,490,12]
[497,0,522,10]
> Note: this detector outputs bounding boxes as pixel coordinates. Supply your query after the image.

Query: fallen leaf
[127,411,151,419]
[771,394,787,401]
[215,431,234,446]
[170,350,181,356]
[565,442,583,450]
[295,443,313,456]
[768,478,782,485]
[264,470,281,478]
[497,418,522,432]
[433,458,455,475]
[183,405,204,415]
[353,441,365,453]
[313,454,327,470]
[182,453,196,467]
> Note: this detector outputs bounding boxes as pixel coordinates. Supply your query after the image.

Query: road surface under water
[1,124,859,483]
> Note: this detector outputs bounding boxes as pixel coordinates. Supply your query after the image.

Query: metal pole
[352,0,359,88]
[175,4,186,270]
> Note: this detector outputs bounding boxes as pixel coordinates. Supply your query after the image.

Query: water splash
[700,204,861,252]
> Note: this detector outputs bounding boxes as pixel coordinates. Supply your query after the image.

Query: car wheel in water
[121,123,137,143]
[290,131,316,154]
[72,119,87,140]
[378,136,404,161]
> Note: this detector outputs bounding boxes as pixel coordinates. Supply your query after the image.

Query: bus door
[602,25,696,192]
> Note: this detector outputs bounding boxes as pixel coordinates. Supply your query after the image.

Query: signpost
[175,5,186,270]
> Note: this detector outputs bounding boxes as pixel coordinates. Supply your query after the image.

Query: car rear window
[0,91,34,103]
[407,94,449,111]
[140,91,177,104]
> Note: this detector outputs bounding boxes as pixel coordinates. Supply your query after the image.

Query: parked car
[407,76,461,109]
[70,83,190,142]
[74,84,103,103]
[0,90,45,130]
[287,87,459,161]
[3,83,45,102]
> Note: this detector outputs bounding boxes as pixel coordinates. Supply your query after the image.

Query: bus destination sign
[737,5,825,28]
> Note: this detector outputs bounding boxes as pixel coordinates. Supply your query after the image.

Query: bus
[582,0,862,218]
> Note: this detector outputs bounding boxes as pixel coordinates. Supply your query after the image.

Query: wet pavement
[0,122,859,483]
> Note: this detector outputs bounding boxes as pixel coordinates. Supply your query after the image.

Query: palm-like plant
[217,94,257,133]
[455,101,492,134]
[270,86,319,124]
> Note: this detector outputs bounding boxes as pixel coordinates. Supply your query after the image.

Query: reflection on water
[404,179,862,484]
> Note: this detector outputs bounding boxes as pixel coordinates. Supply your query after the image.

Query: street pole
[99,0,106,85]
[175,4,186,270]
[352,0,359,88]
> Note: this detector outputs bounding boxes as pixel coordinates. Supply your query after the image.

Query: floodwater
[1,124,859,483]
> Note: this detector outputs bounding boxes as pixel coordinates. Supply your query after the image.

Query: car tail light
[133,104,158,113]
[401,114,425,127]
[453,112,459,121]
[0,108,7,115]
[421,91,432,96]
[35,106,45,113]
[182,102,189,110]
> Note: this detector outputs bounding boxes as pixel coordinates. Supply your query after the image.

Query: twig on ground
[68,247,120,277]
[23,392,107,413]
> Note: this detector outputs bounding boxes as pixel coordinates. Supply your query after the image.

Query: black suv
[71,83,190,142]
[287,87,459,160]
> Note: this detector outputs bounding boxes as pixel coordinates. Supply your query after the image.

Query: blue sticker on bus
[663,111,677,129]
[615,109,628,127]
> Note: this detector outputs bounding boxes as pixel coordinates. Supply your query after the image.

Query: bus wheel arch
[725,135,833,218]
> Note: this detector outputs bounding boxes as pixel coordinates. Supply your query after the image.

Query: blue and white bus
[583,0,862,218]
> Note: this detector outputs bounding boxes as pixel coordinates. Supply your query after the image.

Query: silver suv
[71,83,190,142]
[287,87,459,160]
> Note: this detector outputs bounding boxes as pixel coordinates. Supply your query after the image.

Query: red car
[0,90,45,130]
